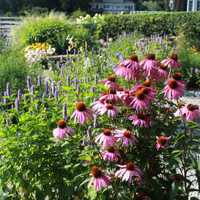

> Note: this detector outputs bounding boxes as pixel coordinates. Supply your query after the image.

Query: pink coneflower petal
[114,129,138,146]
[95,128,116,147]
[53,119,74,139]
[175,104,200,121]
[99,89,121,104]
[89,166,111,191]
[101,75,120,90]
[163,79,185,100]
[140,54,158,78]
[161,54,181,68]
[115,162,142,183]
[99,103,119,118]
[71,101,93,124]
[101,147,120,162]
[129,114,151,128]
[114,55,140,80]
[129,87,152,111]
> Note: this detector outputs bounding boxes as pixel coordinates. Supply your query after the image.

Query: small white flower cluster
[25,43,55,64]
[76,14,104,24]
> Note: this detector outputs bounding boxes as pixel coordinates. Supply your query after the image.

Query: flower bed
[0,42,200,199]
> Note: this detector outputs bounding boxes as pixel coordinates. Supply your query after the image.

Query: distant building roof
[91,0,135,13]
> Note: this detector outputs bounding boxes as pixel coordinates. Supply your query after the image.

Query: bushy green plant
[12,13,90,54]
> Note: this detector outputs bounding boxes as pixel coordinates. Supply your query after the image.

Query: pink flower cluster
[52,52,200,192]
[88,53,199,191]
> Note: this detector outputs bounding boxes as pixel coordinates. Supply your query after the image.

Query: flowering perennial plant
[24,42,55,64]
[0,45,200,200]
[72,52,199,199]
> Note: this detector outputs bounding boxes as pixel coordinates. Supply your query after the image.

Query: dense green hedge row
[88,12,200,48]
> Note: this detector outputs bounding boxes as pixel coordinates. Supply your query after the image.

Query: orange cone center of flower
[187,104,199,111]
[109,89,117,94]
[124,131,132,138]
[107,75,116,82]
[130,54,138,62]
[143,80,151,87]
[107,146,115,153]
[173,72,182,80]
[168,79,178,89]
[158,136,168,146]
[160,64,168,70]
[76,102,87,111]
[170,53,178,61]
[57,119,66,129]
[91,166,102,178]
[106,104,114,110]
[137,113,146,120]
[103,129,112,136]
[135,88,146,100]
[126,162,135,171]
[146,54,155,60]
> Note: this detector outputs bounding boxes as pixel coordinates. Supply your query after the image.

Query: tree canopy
[0,0,187,15]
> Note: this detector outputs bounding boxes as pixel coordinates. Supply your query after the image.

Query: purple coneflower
[163,79,185,100]
[102,146,120,162]
[175,104,200,121]
[95,128,116,147]
[91,100,105,115]
[161,53,181,68]
[156,136,171,151]
[129,113,151,128]
[114,129,138,147]
[99,103,119,118]
[114,55,140,81]
[99,89,121,104]
[101,75,120,90]
[140,54,158,78]
[71,101,93,124]
[157,63,168,80]
[115,162,142,183]
[89,166,111,191]
[53,119,74,140]
[129,87,150,111]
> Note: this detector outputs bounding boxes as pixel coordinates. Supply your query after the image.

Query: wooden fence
[0,17,21,38]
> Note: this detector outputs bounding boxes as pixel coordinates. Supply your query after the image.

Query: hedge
[85,12,200,48]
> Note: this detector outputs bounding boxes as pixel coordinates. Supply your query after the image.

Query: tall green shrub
[12,13,90,54]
